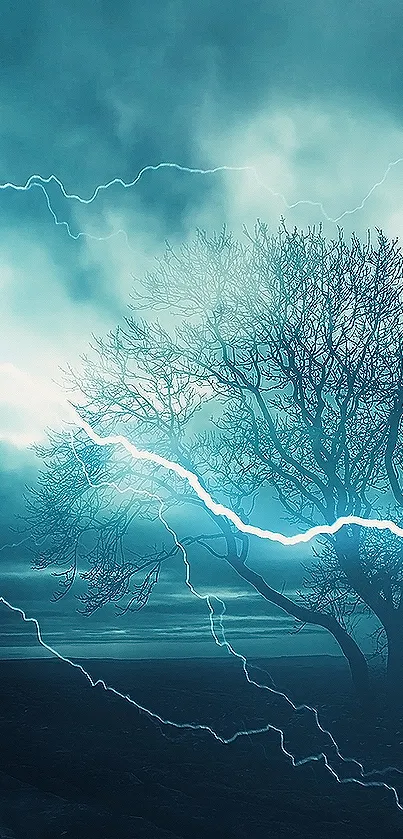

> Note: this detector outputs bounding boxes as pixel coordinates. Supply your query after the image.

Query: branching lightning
[2,594,403,808]
[0,156,402,250]
[1,434,402,812]
[2,154,403,814]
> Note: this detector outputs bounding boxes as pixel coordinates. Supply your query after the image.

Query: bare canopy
[26,220,403,707]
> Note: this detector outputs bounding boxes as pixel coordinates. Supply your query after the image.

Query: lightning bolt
[2,148,403,814]
[1,372,403,807]
[2,436,403,812]
[2,594,402,809]
[0,536,30,553]
[0,156,402,249]
[46,432,403,804]
[68,405,403,547]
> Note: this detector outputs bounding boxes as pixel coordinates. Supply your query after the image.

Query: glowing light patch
[0,363,70,447]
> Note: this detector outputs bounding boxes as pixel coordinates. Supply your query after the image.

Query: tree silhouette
[26,220,403,708]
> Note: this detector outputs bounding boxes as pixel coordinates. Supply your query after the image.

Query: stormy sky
[0,0,402,660]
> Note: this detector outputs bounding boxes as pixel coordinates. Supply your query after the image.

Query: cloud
[190,98,403,242]
[0,363,70,447]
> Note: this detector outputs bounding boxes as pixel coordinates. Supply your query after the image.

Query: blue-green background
[0,0,401,660]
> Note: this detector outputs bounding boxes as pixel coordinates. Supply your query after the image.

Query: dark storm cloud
[0,0,401,317]
[1,0,402,191]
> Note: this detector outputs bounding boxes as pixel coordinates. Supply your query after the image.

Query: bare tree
[25,220,403,708]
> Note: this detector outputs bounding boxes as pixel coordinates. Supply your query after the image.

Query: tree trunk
[326,616,371,705]
[226,554,370,707]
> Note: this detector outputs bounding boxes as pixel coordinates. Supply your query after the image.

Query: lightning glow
[1,364,403,810]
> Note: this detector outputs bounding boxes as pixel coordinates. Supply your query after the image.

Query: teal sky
[0,0,401,659]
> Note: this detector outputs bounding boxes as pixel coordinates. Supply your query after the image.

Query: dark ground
[0,655,402,839]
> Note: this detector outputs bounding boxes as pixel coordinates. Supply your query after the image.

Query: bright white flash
[0,363,69,448]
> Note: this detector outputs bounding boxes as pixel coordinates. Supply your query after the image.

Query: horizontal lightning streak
[0,536,30,553]
[70,406,403,547]
[0,157,402,246]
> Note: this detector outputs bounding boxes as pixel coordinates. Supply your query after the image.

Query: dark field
[0,655,402,838]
